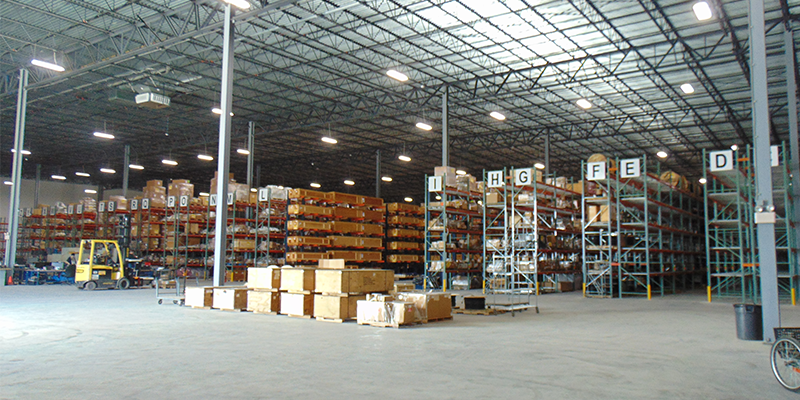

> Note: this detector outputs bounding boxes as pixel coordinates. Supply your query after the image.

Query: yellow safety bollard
[482,279,486,295]
[536,281,539,296]
[793,288,797,306]
[583,282,586,297]
[647,285,651,300]
[443,278,447,293]
[707,286,712,303]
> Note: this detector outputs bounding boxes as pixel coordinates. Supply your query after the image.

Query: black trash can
[734,304,763,340]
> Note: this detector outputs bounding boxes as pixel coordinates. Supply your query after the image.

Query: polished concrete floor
[1,283,798,399]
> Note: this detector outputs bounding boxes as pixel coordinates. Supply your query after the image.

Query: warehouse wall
[0,178,97,221]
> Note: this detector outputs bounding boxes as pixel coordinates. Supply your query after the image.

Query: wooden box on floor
[315,269,394,295]
[212,287,250,311]
[314,294,366,322]
[280,292,313,317]
[185,286,214,308]
[247,266,281,289]
[247,289,280,314]
[395,292,452,322]
[280,266,315,293]
[356,300,418,328]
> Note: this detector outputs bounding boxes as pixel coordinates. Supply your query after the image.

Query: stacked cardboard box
[313,265,394,322]
[168,179,195,198]
[143,180,167,208]
[385,202,424,274]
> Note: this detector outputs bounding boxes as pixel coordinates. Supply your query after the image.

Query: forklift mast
[116,214,132,259]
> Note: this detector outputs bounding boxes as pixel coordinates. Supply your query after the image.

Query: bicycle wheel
[771,337,800,391]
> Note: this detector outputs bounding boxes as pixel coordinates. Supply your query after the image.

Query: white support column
[442,86,449,167]
[4,68,28,282]
[247,121,255,188]
[751,0,780,342]
[785,24,800,255]
[122,144,130,198]
[375,149,381,198]
[213,3,235,287]
[545,133,550,178]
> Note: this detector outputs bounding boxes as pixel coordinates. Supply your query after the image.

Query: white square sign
[709,150,733,172]
[586,162,606,181]
[487,170,504,188]
[428,176,443,192]
[513,168,534,186]
[619,158,640,178]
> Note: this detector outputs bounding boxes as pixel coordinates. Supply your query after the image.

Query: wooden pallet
[218,308,245,312]
[286,314,312,319]
[189,306,212,310]
[252,311,279,315]
[357,321,409,329]
[315,316,351,323]
[425,316,454,322]
[454,309,503,316]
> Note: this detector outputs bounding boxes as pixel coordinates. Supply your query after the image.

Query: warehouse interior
[2,0,800,398]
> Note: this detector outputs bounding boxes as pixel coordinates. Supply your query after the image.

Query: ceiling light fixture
[162,159,178,166]
[699,178,707,184]
[693,1,713,21]
[404,197,413,203]
[3,181,12,186]
[456,169,467,175]
[51,175,66,180]
[237,149,250,155]
[199,192,210,197]
[382,176,393,182]
[435,195,442,200]
[75,172,90,177]
[93,132,115,140]
[31,59,65,72]
[730,144,739,151]
[198,154,214,161]
[386,69,409,82]
[344,180,355,186]
[250,188,257,192]
[129,164,144,170]
[212,107,234,116]
[534,163,546,170]
[576,99,593,109]
[221,0,251,9]
[100,168,116,174]
[321,136,338,144]
[680,83,695,94]
[656,151,668,159]
[398,155,411,162]
[489,111,506,121]
[10,149,31,155]
[310,182,321,188]
[84,189,97,194]
[416,122,432,131]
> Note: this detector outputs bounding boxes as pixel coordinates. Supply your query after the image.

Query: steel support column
[213,3,235,287]
[122,144,130,198]
[751,0,780,342]
[34,164,40,206]
[4,68,27,283]
[785,24,800,255]
[545,133,550,178]
[442,86,449,167]
[247,121,254,188]
[375,149,381,198]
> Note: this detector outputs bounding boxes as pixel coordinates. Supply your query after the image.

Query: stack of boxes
[246,266,282,314]
[143,179,167,208]
[313,266,394,322]
[279,266,316,317]
[327,192,385,266]
[385,203,424,273]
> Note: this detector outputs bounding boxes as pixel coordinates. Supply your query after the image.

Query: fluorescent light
[404,197,413,202]
[699,178,707,184]
[693,1,712,21]
[310,182,321,188]
[386,69,409,82]
[51,175,66,180]
[93,132,115,139]
[456,170,467,175]
[576,99,592,109]
[489,111,506,121]
[730,144,739,151]
[534,163,546,170]
[75,172,90,177]
[416,122,432,131]
[199,192,210,197]
[212,107,234,116]
[250,188,257,192]
[129,164,144,170]
[162,159,178,166]
[680,83,695,94]
[10,149,31,155]
[435,195,442,200]
[198,154,214,161]
[3,181,12,186]
[321,136,338,144]
[31,59,65,72]
[100,168,116,174]
[344,180,355,186]
[222,0,251,9]
[382,176,393,182]
[84,189,97,194]
[656,151,668,159]
[237,148,250,155]
[398,155,411,162]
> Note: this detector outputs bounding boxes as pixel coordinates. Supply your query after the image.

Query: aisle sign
[167,196,176,208]
[130,199,139,211]
[67,205,74,215]
[77,205,83,214]
[258,188,270,202]
[227,193,234,205]
[179,195,189,208]
[771,145,780,167]
[709,150,733,172]
[25,208,31,217]
[49,207,56,216]
[141,198,150,210]
[42,207,48,216]
[107,201,116,212]
[98,202,105,213]
[428,176,443,192]
[487,170,504,188]
[586,162,606,181]
[619,158,640,178]
[513,168,533,186]
[210,194,217,207]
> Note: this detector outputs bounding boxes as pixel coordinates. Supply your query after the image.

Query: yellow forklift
[75,214,151,290]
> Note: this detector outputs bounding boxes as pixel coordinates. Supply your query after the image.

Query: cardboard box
[356,300,419,327]
[247,289,280,313]
[232,239,255,250]
[395,292,451,322]
[314,269,394,294]
[318,259,347,269]
[313,294,366,320]
[280,292,313,316]
[185,286,214,308]
[434,166,457,187]
[280,267,316,292]
[247,266,281,289]
[486,192,503,204]
[212,287,250,310]
[587,204,616,223]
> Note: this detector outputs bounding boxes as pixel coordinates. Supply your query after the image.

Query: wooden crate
[330,221,360,234]
[388,228,421,238]
[287,236,331,247]
[332,207,364,220]
[360,223,384,236]
[287,220,331,232]
[280,267,316,292]
[360,196,384,208]
[388,241,421,250]
[315,269,394,294]
[212,287,250,310]
[232,239,255,250]
[286,252,327,263]
[356,251,383,262]
[226,269,247,282]
[388,215,424,226]
[327,192,361,205]
[313,294,366,321]
[288,188,326,200]
[247,267,281,289]
[388,254,420,263]
[280,292,313,317]
[326,250,358,261]
[392,282,416,294]
[318,259,348,269]
[356,300,418,328]
[185,286,214,308]
[288,204,333,217]
[247,289,280,313]
[362,209,384,222]
[387,203,422,214]
[328,236,360,248]
[358,237,383,249]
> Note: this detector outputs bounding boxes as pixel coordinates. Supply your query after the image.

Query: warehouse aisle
[0,285,797,400]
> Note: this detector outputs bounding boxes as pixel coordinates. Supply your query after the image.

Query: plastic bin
[734,304,763,340]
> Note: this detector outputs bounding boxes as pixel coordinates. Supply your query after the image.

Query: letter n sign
[709,150,733,172]
[487,170,504,188]
[586,162,606,181]
[620,159,640,178]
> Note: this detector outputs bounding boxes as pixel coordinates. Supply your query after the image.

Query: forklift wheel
[84,281,97,291]
[117,278,130,290]
[158,299,163,305]
[173,300,179,305]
